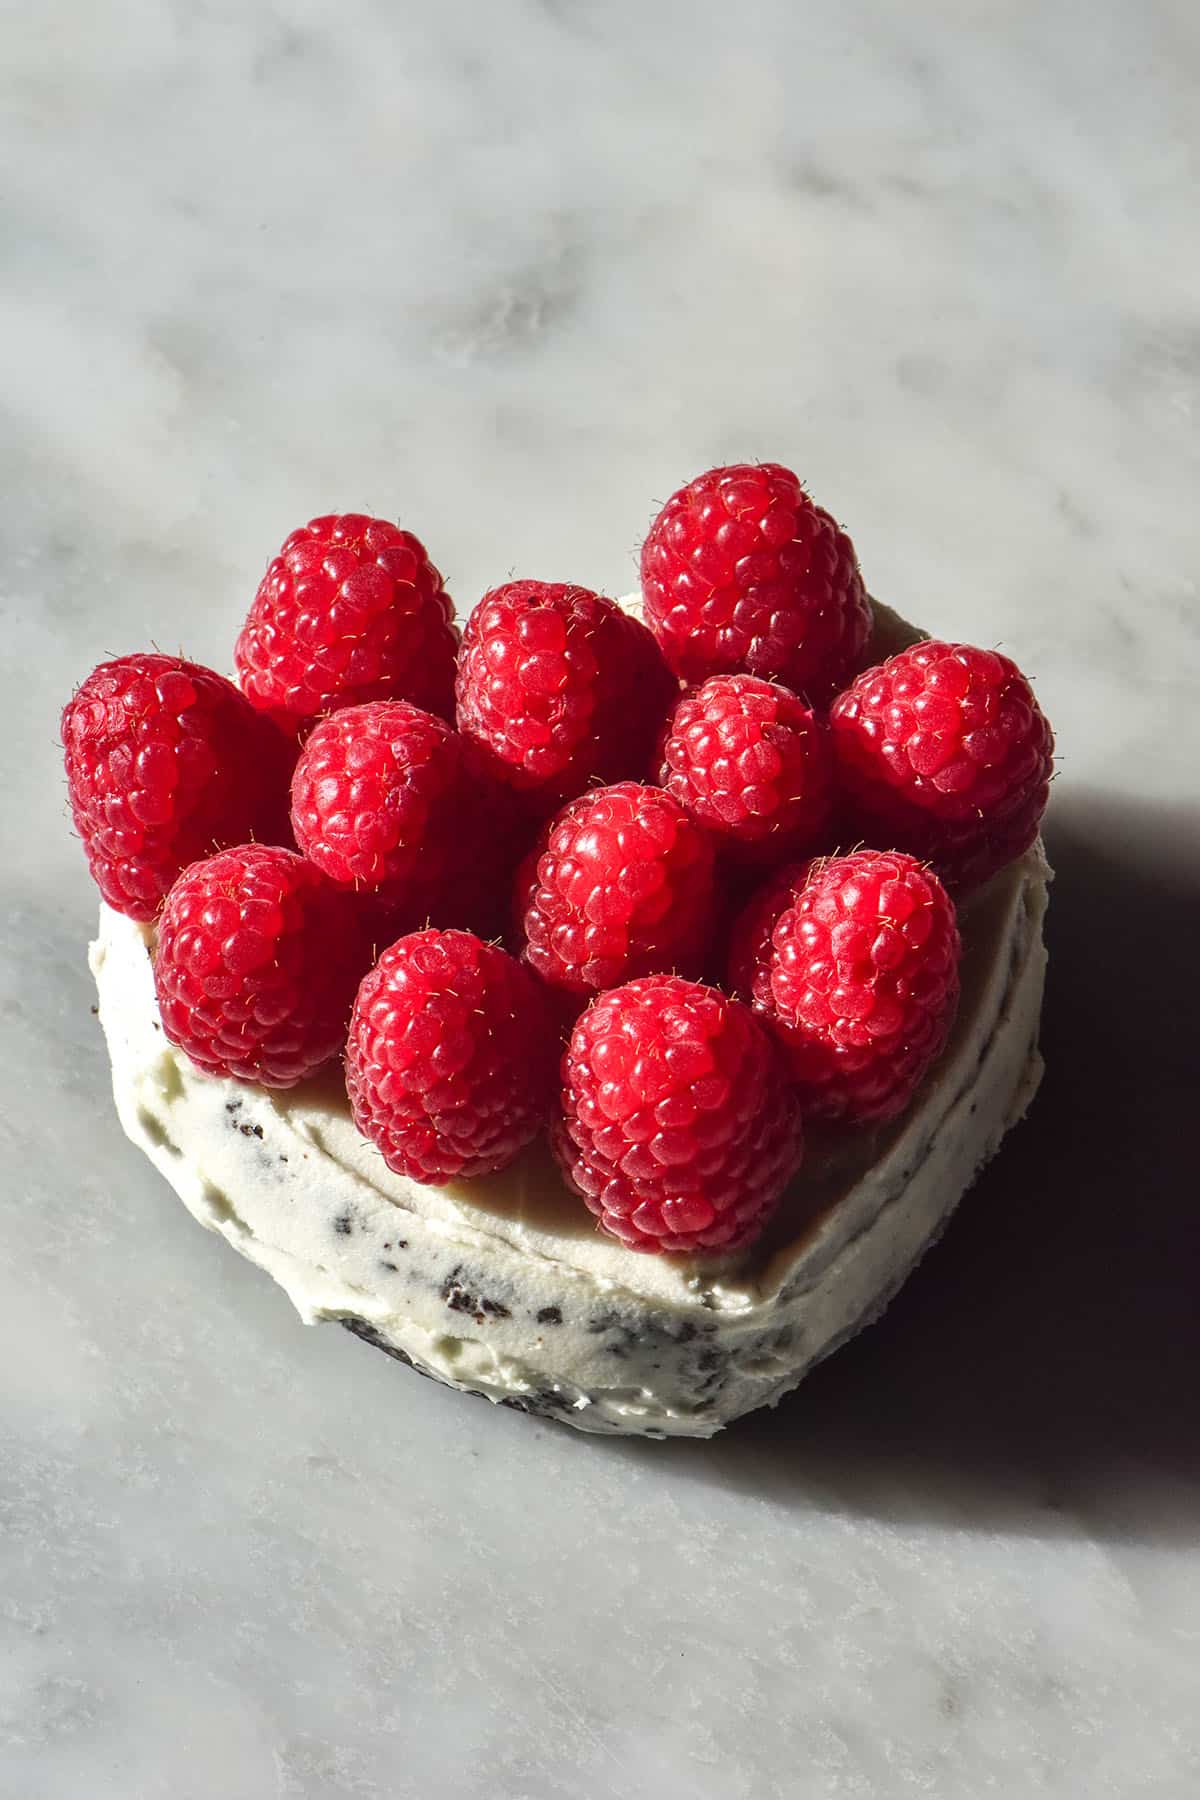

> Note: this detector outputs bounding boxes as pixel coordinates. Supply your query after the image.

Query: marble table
[2,2,1197,1794]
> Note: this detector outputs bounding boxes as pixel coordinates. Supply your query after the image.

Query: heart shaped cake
[68,469,1054,1437]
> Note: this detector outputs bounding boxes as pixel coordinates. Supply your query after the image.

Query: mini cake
[67,472,1054,1438]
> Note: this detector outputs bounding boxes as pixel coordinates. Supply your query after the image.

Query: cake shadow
[613,792,1200,1546]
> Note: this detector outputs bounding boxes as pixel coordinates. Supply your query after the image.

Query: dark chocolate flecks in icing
[441,1265,512,1324]
[224,1096,264,1139]
[334,1218,769,1409]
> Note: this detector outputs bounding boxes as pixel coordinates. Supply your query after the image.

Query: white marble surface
[2,1,1198,1794]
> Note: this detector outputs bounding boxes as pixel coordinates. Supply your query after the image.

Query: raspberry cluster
[735,850,962,1123]
[235,512,458,731]
[65,468,1053,1254]
[456,580,676,811]
[557,976,803,1252]
[658,673,833,863]
[640,462,870,702]
[519,782,718,997]
[830,641,1054,891]
[346,929,558,1183]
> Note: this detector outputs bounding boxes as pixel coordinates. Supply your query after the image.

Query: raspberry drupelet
[555,974,803,1253]
[830,640,1054,892]
[456,580,677,813]
[640,463,871,703]
[746,849,961,1123]
[62,654,292,921]
[235,512,459,733]
[153,844,369,1087]
[345,929,558,1183]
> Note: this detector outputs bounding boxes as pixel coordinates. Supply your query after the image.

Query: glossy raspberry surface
[290,700,522,935]
[345,930,558,1182]
[517,783,718,998]
[659,673,833,863]
[235,513,458,731]
[63,654,291,921]
[456,580,676,811]
[830,640,1054,891]
[640,463,870,702]
[555,975,803,1253]
[752,850,961,1123]
[153,844,368,1087]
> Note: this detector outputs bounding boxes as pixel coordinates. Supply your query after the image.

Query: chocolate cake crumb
[238,1121,263,1139]
[225,1099,242,1115]
[481,1297,511,1319]
[536,1306,562,1326]
[380,1260,397,1272]
[342,1320,569,1415]
[500,1389,564,1420]
[333,1212,354,1235]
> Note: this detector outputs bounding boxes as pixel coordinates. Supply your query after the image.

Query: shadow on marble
[616,793,1200,1546]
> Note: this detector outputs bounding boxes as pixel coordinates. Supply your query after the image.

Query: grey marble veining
[1,2,1197,1795]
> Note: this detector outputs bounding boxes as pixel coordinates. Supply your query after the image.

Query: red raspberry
[725,860,811,1003]
[456,580,677,812]
[62,654,292,921]
[154,844,368,1087]
[510,841,543,947]
[235,513,458,732]
[658,673,834,864]
[830,641,1054,892]
[555,975,803,1253]
[345,930,557,1183]
[751,850,961,1123]
[640,463,871,702]
[290,701,519,934]
[518,782,718,998]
